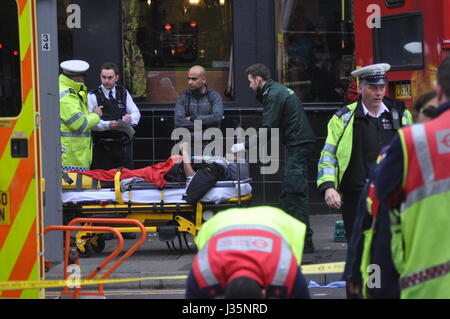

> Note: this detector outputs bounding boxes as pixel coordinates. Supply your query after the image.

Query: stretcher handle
[68,218,147,280]
[44,225,124,299]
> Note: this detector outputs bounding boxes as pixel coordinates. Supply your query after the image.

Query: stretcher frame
[63,179,253,256]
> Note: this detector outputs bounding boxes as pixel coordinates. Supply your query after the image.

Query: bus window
[0,0,22,118]
[384,0,405,9]
[373,12,424,70]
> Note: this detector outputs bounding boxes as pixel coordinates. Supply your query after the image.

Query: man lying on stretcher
[63,142,247,204]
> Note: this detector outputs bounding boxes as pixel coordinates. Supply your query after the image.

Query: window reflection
[0,0,21,118]
[278,0,355,104]
[374,13,423,70]
[131,0,233,104]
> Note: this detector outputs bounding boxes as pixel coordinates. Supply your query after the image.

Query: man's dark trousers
[341,190,361,242]
[279,143,314,245]
[91,138,133,170]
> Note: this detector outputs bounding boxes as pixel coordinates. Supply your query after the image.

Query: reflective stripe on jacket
[317,100,413,191]
[394,110,450,298]
[192,225,299,298]
[195,206,306,265]
[59,74,100,171]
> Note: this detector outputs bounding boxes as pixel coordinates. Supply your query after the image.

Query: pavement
[45,214,347,298]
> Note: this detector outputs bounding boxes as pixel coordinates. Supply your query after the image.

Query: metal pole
[236,151,241,206]
[36,0,63,263]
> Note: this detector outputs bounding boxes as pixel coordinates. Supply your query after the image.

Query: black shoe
[304,242,315,254]
[122,232,136,240]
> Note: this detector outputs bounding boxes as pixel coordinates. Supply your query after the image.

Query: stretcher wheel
[183,233,197,253]
[78,242,95,258]
[166,234,183,253]
[91,235,106,253]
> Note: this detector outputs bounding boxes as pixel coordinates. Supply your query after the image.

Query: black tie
[109,90,115,102]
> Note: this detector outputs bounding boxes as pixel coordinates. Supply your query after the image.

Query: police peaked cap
[60,60,89,77]
[351,63,391,85]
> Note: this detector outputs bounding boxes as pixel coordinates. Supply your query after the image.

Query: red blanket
[72,156,182,187]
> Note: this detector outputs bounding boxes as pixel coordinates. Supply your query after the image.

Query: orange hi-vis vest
[192,225,299,298]
[395,108,450,298]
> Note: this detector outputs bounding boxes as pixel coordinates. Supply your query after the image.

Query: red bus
[353,0,449,109]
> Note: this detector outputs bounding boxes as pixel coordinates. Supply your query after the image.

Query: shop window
[373,12,423,70]
[125,0,233,104]
[57,0,74,63]
[277,0,355,104]
[0,0,22,117]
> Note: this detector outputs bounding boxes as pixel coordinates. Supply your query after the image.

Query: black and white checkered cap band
[360,71,387,83]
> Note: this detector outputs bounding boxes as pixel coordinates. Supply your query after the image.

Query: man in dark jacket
[232,63,316,252]
[174,65,224,156]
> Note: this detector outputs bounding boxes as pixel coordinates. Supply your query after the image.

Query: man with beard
[232,63,316,253]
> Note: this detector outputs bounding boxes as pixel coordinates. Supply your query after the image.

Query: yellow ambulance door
[0,0,44,299]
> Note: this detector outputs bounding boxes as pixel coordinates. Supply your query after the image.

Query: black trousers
[341,190,363,242]
[91,138,133,170]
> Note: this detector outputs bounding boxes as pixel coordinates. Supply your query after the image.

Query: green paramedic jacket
[59,74,100,171]
[195,206,306,265]
[246,79,316,149]
[317,99,413,192]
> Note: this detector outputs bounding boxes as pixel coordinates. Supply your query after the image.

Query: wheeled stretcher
[62,172,252,256]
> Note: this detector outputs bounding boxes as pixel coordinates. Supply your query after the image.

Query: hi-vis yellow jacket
[195,206,306,265]
[317,100,413,192]
[59,74,100,171]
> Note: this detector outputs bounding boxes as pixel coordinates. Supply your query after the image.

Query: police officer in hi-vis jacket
[59,60,103,172]
[317,63,413,243]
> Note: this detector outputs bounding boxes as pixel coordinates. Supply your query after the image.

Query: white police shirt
[362,101,389,118]
[362,101,393,130]
[87,85,141,131]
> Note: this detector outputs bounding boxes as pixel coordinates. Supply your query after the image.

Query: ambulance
[0,0,49,298]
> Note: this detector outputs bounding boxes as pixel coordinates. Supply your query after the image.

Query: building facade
[57,0,355,213]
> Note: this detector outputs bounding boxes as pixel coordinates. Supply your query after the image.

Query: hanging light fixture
[219,0,225,5]
[189,0,200,5]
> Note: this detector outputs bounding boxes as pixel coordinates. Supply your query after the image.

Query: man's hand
[122,114,132,123]
[186,116,191,121]
[109,120,120,129]
[93,106,103,117]
[347,281,362,297]
[231,143,245,153]
[179,142,191,165]
[179,141,190,154]
[324,188,342,209]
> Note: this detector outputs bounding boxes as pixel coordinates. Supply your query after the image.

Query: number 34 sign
[41,33,51,52]
[0,191,10,226]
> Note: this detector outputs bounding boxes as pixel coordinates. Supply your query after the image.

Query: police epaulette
[335,106,350,117]
[88,87,100,95]
[68,88,76,95]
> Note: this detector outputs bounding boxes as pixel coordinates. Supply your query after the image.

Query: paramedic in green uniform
[231,63,316,253]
